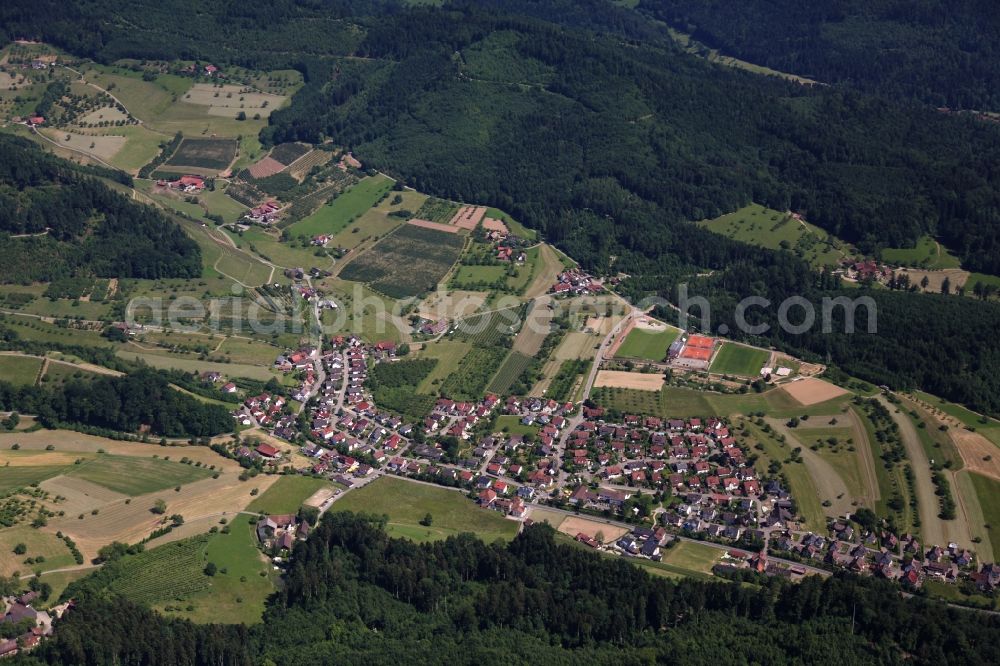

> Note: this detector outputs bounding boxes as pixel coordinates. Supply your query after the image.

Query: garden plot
[163,137,238,172]
[339,223,465,299]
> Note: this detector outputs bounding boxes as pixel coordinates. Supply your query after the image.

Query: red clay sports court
[686,334,714,348]
[679,346,713,361]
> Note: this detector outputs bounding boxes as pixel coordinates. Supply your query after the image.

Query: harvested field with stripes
[449,205,487,230]
[246,156,284,179]
[268,142,311,165]
[781,378,850,406]
[482,217,509,233]
[287,150,331,179]
[594,370,665,391]
[409,218,459,233]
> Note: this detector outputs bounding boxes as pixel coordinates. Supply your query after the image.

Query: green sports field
[615,327,679,361]
[709,343,769,376]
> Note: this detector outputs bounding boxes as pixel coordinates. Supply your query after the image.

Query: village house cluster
[770,525,999,591]
[256,513,310,555]
[0,593,71,659]
[231,330,996,599]
[244,200,281,225]
[156,174,205,193]
[550,268,602,297]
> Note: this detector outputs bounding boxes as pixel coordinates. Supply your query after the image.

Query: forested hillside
[6,0,1000,412]
[263,8,1000,275]
[0,136,200,282]
[22,514,1000,665]
[640,0,1000,110]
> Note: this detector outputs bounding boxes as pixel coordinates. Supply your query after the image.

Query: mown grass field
[966,272,1000,292]
[2,316,113,349]
[742,418,827,532]
[157,514,275,625]
[709,343,769,377]
[882,235,962,269]
[318,278,406,344]
[288,174,395,237]
[659,541,724,575]
[967,472,1000,562]
[0,449,96,493]
[901,398,964,470]
[615,327,679,361]
[163,137,238,171]
[31,569,90,607]
[0,526,76,577]
[911,390,1000,447]
[175,217,273,285]
[0,354,43,385]
[67,455,214,496]
[594,385,845,419]
[332,476,518,543]
[115,349,277,382]
[326,189,426,251]
[415,340,472,393]
[226,226,333,271]
[453,265,507,285]
[698,203,845,268]
[954,471,996,563]
[794,426,871,505]
[495,414,541,437]
[246,475,331,514]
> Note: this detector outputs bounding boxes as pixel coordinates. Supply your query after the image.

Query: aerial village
[222,310,998,594]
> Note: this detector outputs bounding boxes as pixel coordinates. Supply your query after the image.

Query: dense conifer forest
[640,0,1000,110]
[0,136,201,282]
[0,369,233,437]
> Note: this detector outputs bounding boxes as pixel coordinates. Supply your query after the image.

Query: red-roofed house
[256,443,281,458]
